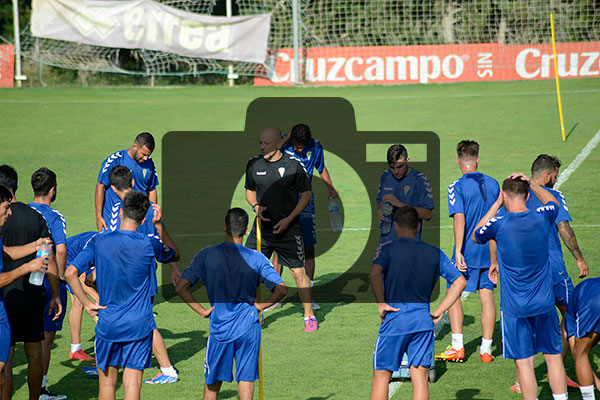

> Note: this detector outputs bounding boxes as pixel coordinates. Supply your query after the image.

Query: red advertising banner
[0,45,14,88]
[255,42,600,86]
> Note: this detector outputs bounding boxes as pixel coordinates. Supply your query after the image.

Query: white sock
[580,385,595,400]
[451,333,464,350]
[553,393,568,400]
[71,343,82,353]
[480,338,493,355]
[42,375,47,388]
[160,366,177,377]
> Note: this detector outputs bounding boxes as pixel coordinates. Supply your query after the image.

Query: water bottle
[328,198,343,232]
[30,240,50,286]
[379,202,393,235]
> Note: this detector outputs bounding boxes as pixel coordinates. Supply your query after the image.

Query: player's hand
[170,263,182,286]
[34,237,53,250]
[96,216,107,232]
[430,310,444,324]
[577,258,589,278]
[273,217,291,235]
[328,188,339,199]
[488,263,499,285]
[255,205,271,222]
[200,306,213,318]
[49,296,63,321]
[494,191,504,207]
[152,204,163,224]
[27,257,48,274]
[455,252,467,272]
[382,194,402,207]
[84,301,106,319]
[377,207,385,222]
[507,173,530,183]
[377,303,400,323]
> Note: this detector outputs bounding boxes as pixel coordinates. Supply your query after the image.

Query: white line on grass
[388,381,403,399]
[555,128,600,190]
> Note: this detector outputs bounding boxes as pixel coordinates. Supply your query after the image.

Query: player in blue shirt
[176,208,287,400]
[65,231,99,363]
[370,206,466,400]
[66,191,178,400]
[28,167,69,399]
[565,278,600,400]
[107,166,182,384]
[376,145,434,243]
[0,185,52,397]
[279,123,338,310]
[436,141,500,363]
[474,174,568,400]
[95,132,159,232]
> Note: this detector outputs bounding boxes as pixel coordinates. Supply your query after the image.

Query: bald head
[259,126,282,159]
[261,126,281,141]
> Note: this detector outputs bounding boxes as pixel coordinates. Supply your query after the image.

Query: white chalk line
[555,128,600,190]
[388,381,403,399]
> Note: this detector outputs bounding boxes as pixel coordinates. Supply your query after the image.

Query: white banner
[32,0,271,63]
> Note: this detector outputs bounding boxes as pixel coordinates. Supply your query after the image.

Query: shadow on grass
[434,314,476,343]
[151,328,208,367]
[307,394,335,399]
[219,389,238,399]
[455,388,493,399]
[565,122,579,141]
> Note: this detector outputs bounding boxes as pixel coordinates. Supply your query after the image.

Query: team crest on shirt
[142,169,147,178]
[278,167,286,177]
[306,151,312,160]
[404,185,411,195]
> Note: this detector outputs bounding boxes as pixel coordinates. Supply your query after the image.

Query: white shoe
[39,387,67,400]
[264,302,282,312]
[312,302,321,310]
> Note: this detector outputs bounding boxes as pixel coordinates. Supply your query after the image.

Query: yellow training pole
[256,218,264,400]
[550,13,566,142]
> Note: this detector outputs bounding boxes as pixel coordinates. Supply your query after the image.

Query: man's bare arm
[148,189,157,205]
[453,213,467,272]
[557,220,589,277]
[55,243,67,280]
[319,166,338,198]
[175,278,213,318]
[95,182,107,231]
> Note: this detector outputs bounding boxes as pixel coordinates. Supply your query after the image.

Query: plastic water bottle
[29,240,50,286]
[379,202,393,235]
[328,198,343,232]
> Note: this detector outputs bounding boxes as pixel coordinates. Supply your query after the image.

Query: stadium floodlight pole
[12,0,26,87]
[550,13,566,142]
[291,0,301,85]
[226,0,238,87]
[256,218,264,400]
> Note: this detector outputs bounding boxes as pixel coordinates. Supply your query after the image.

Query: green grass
[0,78,599,399]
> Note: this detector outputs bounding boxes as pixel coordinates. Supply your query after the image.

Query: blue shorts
[299,212,316,247]
[373,331,434,371]
[554,277,574,307]
[501,310,562,359]
[446,268,495,293]
[43,279,68,332]
[0,319,10,363]
[204,322,261,385]
[95,333,153,372]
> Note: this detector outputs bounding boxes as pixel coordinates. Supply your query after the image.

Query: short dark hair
[456,140,479,160]
[31,167,57,197]
[531,154,561,176]
[393,206,419,230]
[225,208,249,238]
[135,132,155,151]
[109,166,133,191]
[0,185,13,204]
[122,191,150,223]
[0,165,18,193]
[290,123,312,146]
[387,144,408,164]
[502,177,529,199]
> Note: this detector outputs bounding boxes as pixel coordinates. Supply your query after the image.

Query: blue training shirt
[71,230,176,342]
[447,172,500,269]
[66,231,98,275]
[372,237,462,335]
[182,242,283,343]
[475,202,559,317]
[28,203,67,246]
[376,168,434,241]
[97,149,159,222]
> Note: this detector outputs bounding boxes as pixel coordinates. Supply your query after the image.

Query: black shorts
[246,219,305,269]
[4,287,45,345]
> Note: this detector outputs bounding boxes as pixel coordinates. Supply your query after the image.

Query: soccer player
[107,166,181,384]
[0,185,52,399]
[175,208,287,400]
[279,123,339,310]
[28,167,68,400]
[370,206,466,400]
[95,132,159,232]
[65,191,178,400]
[0,165,62,400]
[435,141,500,363]
[245,126,317,331]
[473,174,568,400]
[566,278,600,400]
[65,232,99,363]
[376,145,434,243]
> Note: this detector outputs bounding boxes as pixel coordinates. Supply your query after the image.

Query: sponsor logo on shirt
[404,185,411,195]
[278,167,286,177]
[143,169,147,178]
[306,151,312,160]
[256,171,267,176]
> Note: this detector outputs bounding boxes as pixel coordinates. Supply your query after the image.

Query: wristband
[251,204,259,212]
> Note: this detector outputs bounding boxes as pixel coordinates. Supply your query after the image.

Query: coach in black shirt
[0,165,62,400]
[245,127,318,332]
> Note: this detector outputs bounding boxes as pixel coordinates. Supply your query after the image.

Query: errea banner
[0,45,14,88]
[31,0,271,63]
[255,42,600,85]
